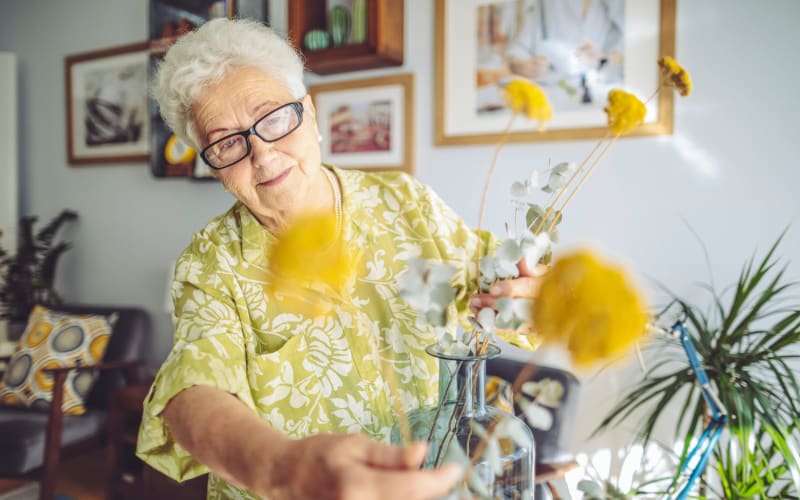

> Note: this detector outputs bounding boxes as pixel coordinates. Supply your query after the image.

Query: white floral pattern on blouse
[136,166,496,499]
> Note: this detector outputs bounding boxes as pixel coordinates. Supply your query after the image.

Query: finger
[518,258,548,278]
[470,294,497,314]
[362,439,428,470]
[372,463,463,500]
[487,276,541,299]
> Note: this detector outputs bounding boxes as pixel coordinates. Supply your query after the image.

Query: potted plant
[0,210,78,339]
[594,233,800,498]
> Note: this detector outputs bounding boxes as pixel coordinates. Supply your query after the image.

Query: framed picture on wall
[147,0,269,179]
[435,0,676,146]
[309,73,414,174]
[65,42,150,164]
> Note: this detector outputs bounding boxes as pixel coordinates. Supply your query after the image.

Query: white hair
[153,18,306,150]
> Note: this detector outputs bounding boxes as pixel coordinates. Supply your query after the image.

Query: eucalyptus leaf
[496,239,523,263]
[477,307,495,332]
[510,181,530,198]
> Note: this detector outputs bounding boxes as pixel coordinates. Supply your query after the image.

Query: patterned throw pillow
[0,305,116,415]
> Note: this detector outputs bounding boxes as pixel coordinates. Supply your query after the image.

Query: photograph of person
[476,0,625,114]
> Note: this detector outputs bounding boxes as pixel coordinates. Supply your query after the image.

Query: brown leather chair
[0,304,149,500]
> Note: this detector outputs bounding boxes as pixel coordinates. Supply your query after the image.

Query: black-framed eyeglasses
[200,101,304,170]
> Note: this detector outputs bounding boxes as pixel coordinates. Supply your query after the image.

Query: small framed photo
[65,42,150,164]
[309,73,414,174]
[435,0,676,145]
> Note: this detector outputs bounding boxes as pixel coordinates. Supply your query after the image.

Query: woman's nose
[249,134,275,165]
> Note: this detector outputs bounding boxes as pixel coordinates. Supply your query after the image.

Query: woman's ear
[302,93,317,120]
[301,94,322,142]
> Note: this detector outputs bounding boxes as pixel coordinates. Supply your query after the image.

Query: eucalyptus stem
[545,136,619,234]
[433,366,473,466]
[423,360,461,456]
[531,134,610,235]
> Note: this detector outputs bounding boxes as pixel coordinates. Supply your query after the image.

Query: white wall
[0,0,233,367]
[0,52,17,342]
[1,0,799,487]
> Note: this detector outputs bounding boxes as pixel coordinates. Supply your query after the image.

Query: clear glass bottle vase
[393,343,535,499]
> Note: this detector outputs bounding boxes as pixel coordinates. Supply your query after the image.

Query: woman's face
[192,66,322,225]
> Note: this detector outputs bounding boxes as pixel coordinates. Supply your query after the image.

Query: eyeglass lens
[204,102,302,169]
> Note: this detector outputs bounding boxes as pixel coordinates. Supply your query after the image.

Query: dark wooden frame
[65,42,150,165]
[288,0,404,75]
[0,356,140,500]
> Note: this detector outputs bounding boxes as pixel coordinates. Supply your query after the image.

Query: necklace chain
[323,168,342,236]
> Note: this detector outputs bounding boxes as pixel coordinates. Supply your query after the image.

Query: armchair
[0,305,150,500]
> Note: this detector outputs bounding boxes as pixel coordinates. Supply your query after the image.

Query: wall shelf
[289,0,403,75]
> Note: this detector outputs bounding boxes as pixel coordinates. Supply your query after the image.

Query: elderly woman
[136,18,543,500]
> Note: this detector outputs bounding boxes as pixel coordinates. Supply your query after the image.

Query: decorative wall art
[434,0,676,145]
[309,73,414,173]
[65,43,150,164]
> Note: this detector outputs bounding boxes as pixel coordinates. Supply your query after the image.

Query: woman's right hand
[260,433,463,500]
[164,386,459,500]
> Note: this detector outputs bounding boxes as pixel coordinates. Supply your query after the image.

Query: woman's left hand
[469,258,548,316]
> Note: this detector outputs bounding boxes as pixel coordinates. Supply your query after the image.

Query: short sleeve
[136,241,256,482]
[411,178,499,320]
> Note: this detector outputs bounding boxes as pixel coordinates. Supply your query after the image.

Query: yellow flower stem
[645,85,661,105]
[545,135,619,234]
[537,85,661,236]
[531,133,611,235]
[477,114,518,234]
[475,113,517,289]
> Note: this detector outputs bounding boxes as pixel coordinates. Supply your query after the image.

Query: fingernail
[470,298,481,307]
[490,285,501,296]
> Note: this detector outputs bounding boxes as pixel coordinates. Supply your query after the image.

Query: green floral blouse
[136,166,496,499]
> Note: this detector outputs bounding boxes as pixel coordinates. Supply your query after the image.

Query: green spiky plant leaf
[594,232,800,498]
[0,210,78,322]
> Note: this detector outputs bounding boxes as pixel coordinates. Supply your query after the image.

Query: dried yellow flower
[658,56,692,97]
[532,250,649,367]
[502,79,553,130]
[604,89,646,136]
[266,212,354,312]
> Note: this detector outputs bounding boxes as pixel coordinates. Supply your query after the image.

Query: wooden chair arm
[534,460,579,484]
[43,359,141,384]
[41,358,143,495]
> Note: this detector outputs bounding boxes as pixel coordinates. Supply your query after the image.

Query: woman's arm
[163,385,463,500]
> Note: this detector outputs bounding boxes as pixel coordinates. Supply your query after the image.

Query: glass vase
[393,343,535,499]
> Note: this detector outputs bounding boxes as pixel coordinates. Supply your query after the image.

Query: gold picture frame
[309,73,414,174]
[65,42,150,165]
[434,0,676,146]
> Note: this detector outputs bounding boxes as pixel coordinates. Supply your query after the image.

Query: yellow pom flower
[658,56,692,97]
[266,212,355,314]
[532,250,649,367]
[502,79,553,130]
[604,89,646,136]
